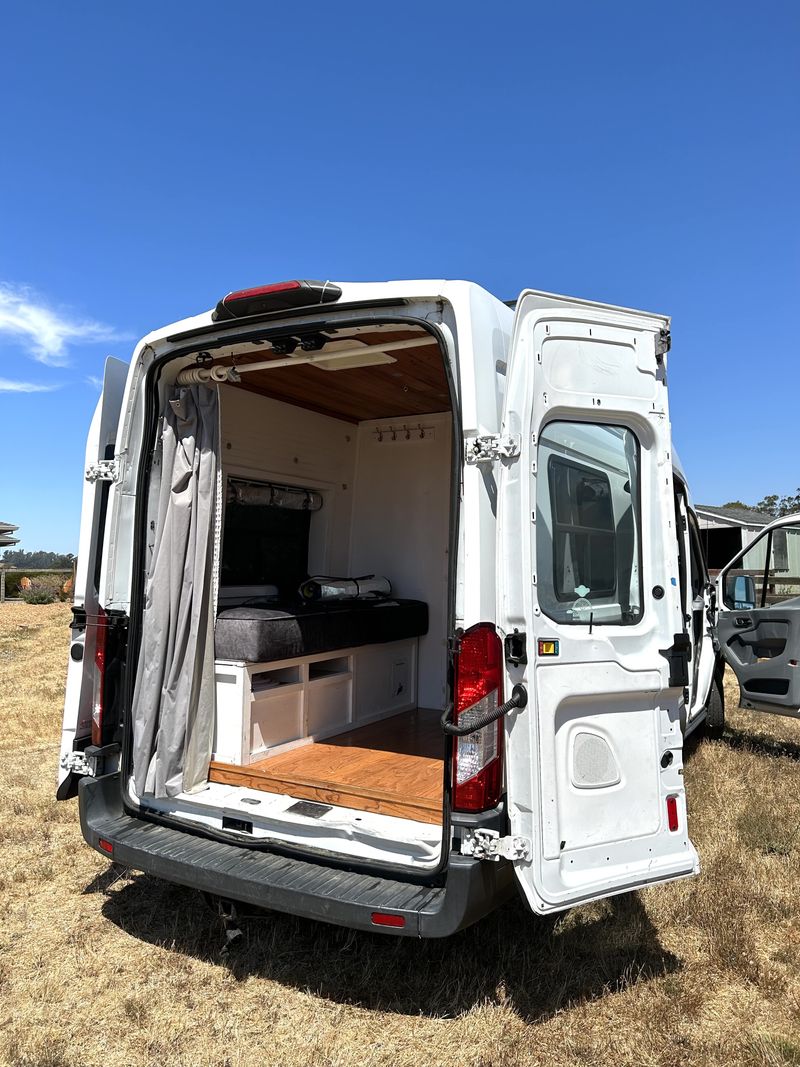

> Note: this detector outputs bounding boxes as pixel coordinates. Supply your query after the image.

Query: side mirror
[725,573,756,610]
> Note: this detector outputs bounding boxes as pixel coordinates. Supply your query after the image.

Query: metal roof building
[0,521,19,549]
[695,504,773,571]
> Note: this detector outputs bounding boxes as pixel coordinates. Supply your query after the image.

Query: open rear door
[497,291,698,913]
[716,515,800,717]
[57,356,128,797]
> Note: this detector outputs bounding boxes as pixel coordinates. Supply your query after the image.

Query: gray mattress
[214,598,429,663]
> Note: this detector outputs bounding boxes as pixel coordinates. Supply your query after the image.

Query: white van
[57,279,800,936]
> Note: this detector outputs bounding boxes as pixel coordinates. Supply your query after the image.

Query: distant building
[695,505,773,571]
[0,520,19,549]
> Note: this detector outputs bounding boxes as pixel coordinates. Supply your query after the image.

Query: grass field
[2,602,800,1067]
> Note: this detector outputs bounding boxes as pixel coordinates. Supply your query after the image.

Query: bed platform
[208,707,445,825]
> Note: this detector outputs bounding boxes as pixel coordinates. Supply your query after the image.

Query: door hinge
[85,459,119,483]
[464,433,521,465]
[60,751,94,777]
[459,828,530,862]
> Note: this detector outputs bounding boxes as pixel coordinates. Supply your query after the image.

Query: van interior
[135,323,455,870]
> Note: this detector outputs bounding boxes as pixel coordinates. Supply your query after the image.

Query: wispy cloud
[0,283,129,366]
[85,374,104,390]
[0,377,59,393]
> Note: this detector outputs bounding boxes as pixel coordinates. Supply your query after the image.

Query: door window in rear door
[537,421,642,625]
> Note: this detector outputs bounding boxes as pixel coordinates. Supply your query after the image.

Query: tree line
[0,549,76,569]
[723,490,800,519]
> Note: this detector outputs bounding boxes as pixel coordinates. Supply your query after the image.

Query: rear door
[716,515,800,716]
[497,292,698,914]
[57,356,128,795]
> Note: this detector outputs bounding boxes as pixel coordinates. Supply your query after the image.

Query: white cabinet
[212,639,417,765]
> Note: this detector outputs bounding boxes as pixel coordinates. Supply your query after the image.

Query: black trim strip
[166,298,410,344]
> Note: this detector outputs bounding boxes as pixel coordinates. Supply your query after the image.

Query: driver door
[716,516,800,716]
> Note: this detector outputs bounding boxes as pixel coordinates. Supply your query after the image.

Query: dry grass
[2,602,800,1066]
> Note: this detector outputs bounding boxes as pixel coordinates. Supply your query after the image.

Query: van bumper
[78,774,514,938]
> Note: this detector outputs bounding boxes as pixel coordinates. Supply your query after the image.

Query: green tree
[754,489,800,518]
[0,549,76,569]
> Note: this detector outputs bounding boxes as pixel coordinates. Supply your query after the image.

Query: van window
[537,422,642,625]
[723,525,800,608]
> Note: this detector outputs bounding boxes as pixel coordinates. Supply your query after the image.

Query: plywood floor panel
[208,708,445,825]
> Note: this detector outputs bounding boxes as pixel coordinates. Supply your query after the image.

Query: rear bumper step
[79,775,514,937]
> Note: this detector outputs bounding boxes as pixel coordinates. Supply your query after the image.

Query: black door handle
[735,617,751,628]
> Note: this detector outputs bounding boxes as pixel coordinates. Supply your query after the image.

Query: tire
[704,672,726,739]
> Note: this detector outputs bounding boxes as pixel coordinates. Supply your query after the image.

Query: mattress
[214,598,429,663]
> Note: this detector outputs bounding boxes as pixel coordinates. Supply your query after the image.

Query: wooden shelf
[209,707,444,825]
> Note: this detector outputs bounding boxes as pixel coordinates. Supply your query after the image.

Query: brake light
[213,279,342,321]
[90,608,108,746]
[452,623,504,812]
[666,795,679,832]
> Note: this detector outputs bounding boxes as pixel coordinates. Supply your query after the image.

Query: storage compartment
[308,656,349,679]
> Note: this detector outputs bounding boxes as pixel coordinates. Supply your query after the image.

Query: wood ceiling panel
[224,329,451,423]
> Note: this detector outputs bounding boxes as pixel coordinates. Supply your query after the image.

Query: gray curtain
[132,384,219,798]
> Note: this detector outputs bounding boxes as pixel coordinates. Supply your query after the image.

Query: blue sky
[1,2,798,553]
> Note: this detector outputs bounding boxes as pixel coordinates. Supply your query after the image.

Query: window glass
[536,422,642,625]
[723,525,800,608]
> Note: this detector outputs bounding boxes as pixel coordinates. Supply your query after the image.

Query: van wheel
[704,675,725,739]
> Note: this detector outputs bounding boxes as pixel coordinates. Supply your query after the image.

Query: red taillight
[98,838,114,855]
[90,608,108,746]
[666,795,679,832]
[452,623,504,812]
[371,912,406,928]
[213,280,342,321]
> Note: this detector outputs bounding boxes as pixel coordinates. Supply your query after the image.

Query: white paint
[349,412,453,709]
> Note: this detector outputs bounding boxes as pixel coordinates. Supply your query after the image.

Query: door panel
[717,518,800,717]
[57,357,128,792]
[498,293,697,914]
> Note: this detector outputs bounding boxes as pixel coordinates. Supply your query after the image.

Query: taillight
[90,608,108,746]
[452,623,504,812]
[213,280,342,321]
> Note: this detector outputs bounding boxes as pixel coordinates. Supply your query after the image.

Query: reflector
[666,795,679,832]
[371,912,406,928]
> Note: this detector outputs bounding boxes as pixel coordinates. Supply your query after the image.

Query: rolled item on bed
[299,575,392,601]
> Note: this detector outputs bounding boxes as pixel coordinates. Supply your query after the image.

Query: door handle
[735,617,751,628]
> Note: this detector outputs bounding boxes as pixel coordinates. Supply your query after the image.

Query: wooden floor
[208,708,445,824]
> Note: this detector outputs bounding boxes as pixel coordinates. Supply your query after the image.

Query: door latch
[504,629,527,666]
[460,828,530,862]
